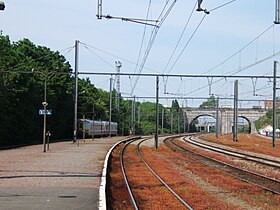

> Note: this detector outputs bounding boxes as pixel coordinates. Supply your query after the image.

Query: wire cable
[208,0,237,12]
[80,43,115,69]
[133,0,152,75]
[162,1,197,74]
[201,24,274,76]
[131,0,178,95]
[182,49,280,97]
[79,42,160,73]
[166,13,207,75]
[7,45,75,71]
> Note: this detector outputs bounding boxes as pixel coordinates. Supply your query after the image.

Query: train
[78,119,118,137]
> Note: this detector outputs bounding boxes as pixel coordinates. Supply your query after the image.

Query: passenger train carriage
[78,119,118,137]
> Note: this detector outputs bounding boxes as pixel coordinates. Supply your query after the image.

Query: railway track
[164,136,280,195]
[184,136,280,168]
[119,137,193,210]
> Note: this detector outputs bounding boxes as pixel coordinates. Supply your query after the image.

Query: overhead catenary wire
[183,25,278,97]
[80,42,115,70]
[5,45,75,71]
[162,1,197,74]
[161,0,238,95]
[131,0,176,90]
[208,0,238,13]
[164,0,238,77]
[130,0,178,96]
[170,19,276,97]
[181,55,280,97]
[134,0,152,75]
[78,42,161,74]
[166,13,207,75]
[201,24,275,76]
[164,9,278,100]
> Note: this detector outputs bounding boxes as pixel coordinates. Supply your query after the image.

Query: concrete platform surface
[0,137,123,210]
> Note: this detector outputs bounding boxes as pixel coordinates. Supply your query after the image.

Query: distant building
[220,105,232,109]
[258,124,272,136]
[265,100,280,109]
[252,106,262,109]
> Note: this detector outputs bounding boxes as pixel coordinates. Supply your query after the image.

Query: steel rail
[165,137,280,195]
[185,136,280,168]
[99,136,141,209]
[137,138,193,210]
[119,139,140,210]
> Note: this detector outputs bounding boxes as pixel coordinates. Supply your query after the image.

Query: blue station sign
[39,109,52,115]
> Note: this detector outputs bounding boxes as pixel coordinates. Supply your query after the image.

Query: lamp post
[42,76,48,152]
[0,1,5,10]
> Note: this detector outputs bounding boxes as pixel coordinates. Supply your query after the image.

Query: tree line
[0,36,185,146]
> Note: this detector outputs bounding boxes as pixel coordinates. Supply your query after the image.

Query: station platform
[0,137,124,210]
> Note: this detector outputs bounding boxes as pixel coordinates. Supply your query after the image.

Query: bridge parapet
[184,107,267,134]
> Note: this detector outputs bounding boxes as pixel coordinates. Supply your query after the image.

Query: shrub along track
[183,136,280,180]
[165,136,280,195]
[107,136,261,209]
[107,135,280,209]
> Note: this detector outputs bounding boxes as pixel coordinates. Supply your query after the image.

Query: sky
[1,0,280,108]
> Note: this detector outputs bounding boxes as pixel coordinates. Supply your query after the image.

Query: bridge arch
[189,114,217,133]
[237,116,251,133]
[184,108,266,134]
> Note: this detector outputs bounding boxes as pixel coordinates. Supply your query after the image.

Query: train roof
[80,119,117,125]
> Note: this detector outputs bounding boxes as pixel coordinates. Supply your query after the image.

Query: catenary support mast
[275,0,280,24]
[73,40,79,143]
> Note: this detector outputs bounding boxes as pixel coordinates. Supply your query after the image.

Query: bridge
[184,108,267,134]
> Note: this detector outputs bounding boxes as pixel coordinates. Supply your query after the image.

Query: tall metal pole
[233,82,236,141]
[109,77,113,137]
[216,97,219,139]
[233,80,238,142]
[97,0,102,19]
[42,77,47,152]
[73,40,79,143]
[162,108,164,133]
[131,99,133,135]
[138,106,141,126]
[155,76,159,149]
[272,61,278,147]
[115,61,121,112]
[133,96,136,135]
[177,111,180,134]
[82,114,85,141]
[183,112,186,133]
[236,80,238,142]
[92,105,95,140]
[275,0,280,24]
[171,112,173,134]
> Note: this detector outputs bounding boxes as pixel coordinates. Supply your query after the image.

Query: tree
[199,95,216,108]
[0,36,73,146]
[0,35,181,145]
